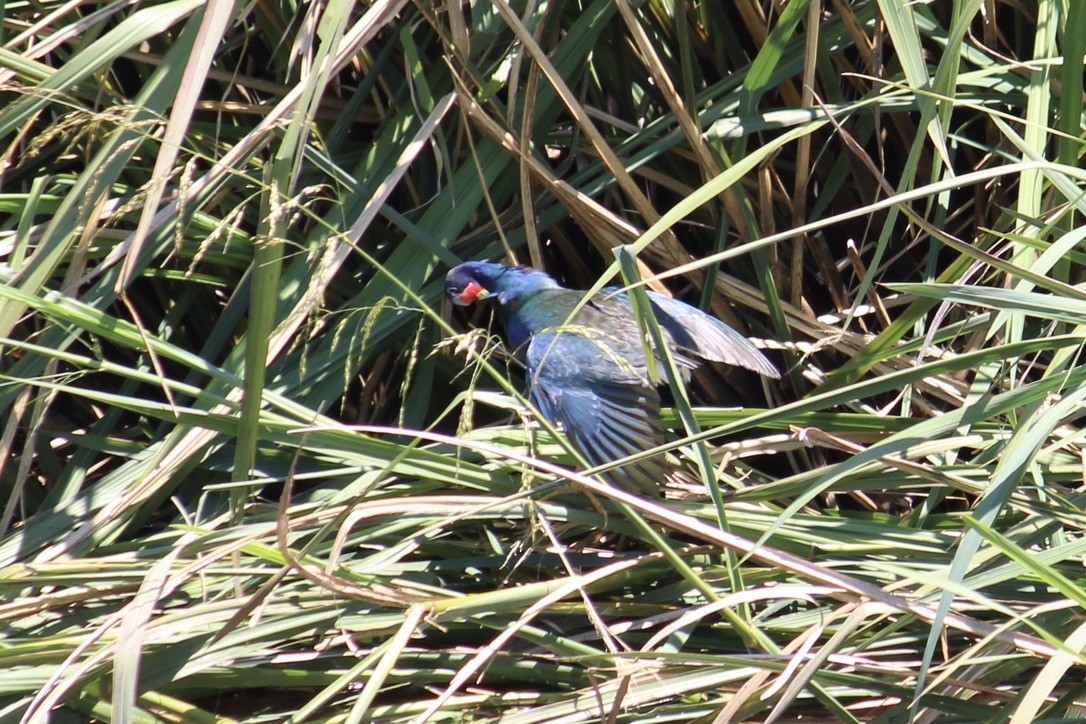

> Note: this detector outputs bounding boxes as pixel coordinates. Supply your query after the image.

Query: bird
[445,261,779,496]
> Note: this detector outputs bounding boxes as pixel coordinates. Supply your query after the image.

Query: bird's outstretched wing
[643,291,780,378]
[526,332,667,496]
[593,287,778,379]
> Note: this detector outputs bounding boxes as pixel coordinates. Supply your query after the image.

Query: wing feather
[645,291,780,378]
[528,333,667,496]
[592,287,778,378]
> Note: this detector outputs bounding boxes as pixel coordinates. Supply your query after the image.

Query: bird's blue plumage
[446,262,779,495]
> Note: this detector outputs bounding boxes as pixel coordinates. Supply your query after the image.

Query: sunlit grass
[1,0,1084,720]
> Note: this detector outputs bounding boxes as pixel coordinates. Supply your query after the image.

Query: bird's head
[445,261,558,306]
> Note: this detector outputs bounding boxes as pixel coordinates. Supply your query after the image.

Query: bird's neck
[501,288,581,346]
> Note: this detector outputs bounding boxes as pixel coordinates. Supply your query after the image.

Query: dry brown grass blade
[790,0,823,308]
[486,0,683,253]
[613,0,751,240]
[452,82,666,287]
[515,0,547,268]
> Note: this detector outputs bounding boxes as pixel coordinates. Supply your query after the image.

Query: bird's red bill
[460,281,487,304]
